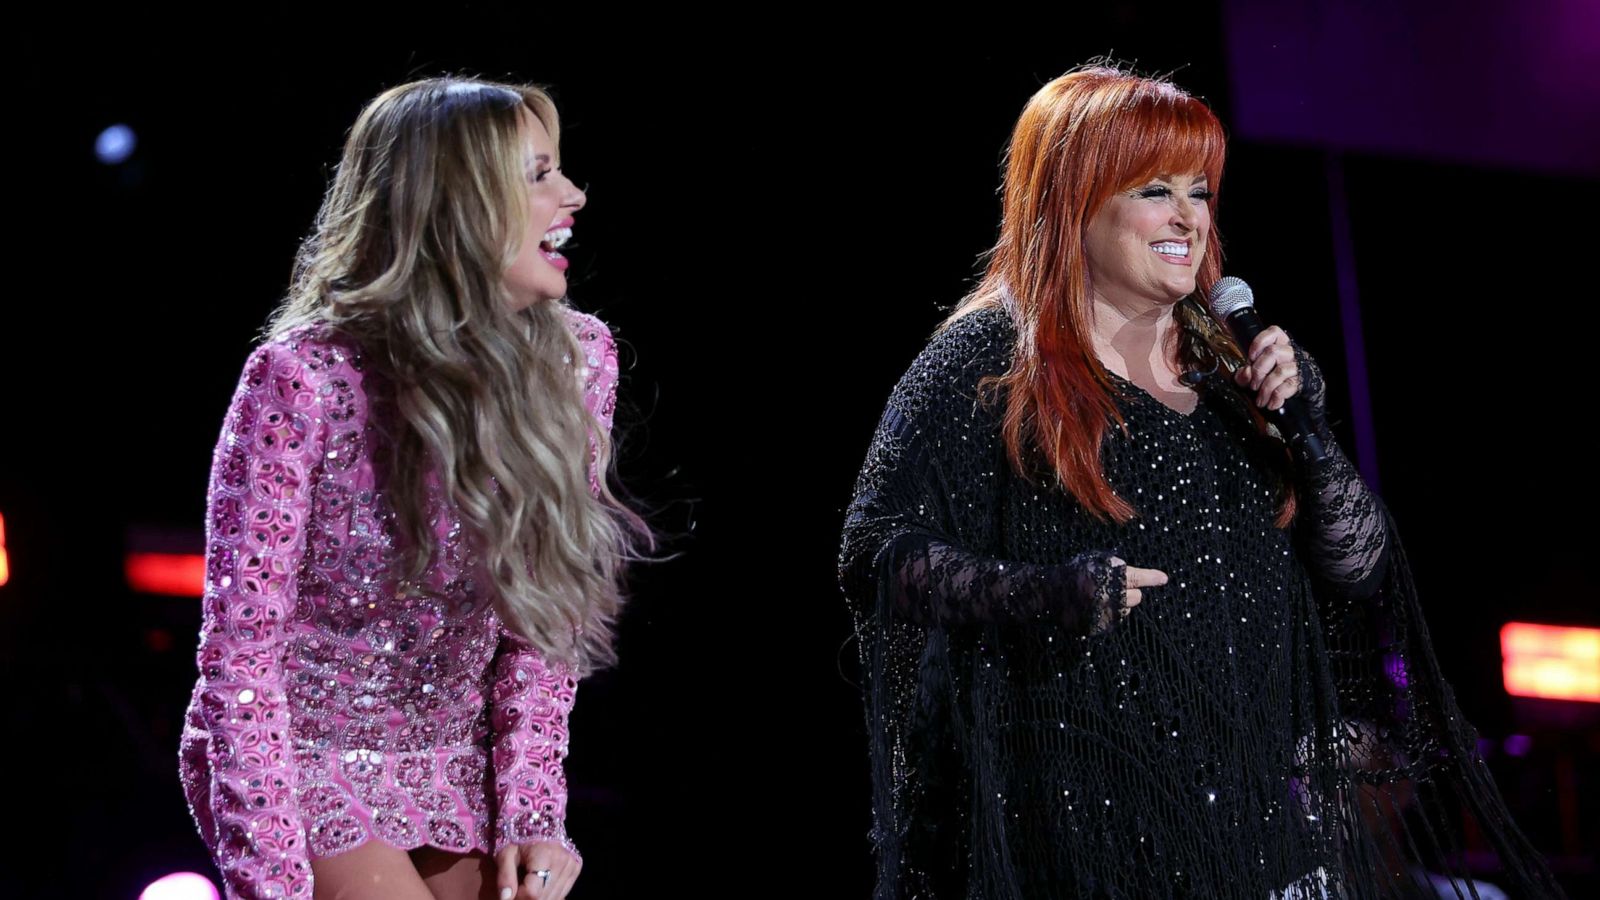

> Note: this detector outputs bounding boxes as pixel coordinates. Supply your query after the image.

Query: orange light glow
[125,552,205,597]
[0,512,9,586]
[1501,622,1600,703]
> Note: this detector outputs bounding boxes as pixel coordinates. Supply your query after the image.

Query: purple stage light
[95,123,137,165]
[1224,0,1600,177]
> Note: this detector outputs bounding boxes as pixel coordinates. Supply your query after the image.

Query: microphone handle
[1223,308,1331,467]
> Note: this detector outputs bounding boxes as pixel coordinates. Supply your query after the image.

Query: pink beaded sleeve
[489,309,619,860]
[192,342,327,899]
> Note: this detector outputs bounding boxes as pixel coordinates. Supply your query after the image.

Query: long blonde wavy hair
[264,75,651,675]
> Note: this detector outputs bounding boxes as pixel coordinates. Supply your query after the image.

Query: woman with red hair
[839,65,1564,898]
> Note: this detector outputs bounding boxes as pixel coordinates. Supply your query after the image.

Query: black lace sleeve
[1283,339,1567,898]
[842,374,1126,636]
[1286,339,1392,602]
[877,515,1128,632]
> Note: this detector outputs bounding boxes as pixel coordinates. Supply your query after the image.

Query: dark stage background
[7,6,1598,897]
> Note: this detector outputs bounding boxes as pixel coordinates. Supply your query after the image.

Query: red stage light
[125,552,205,597]
[0,511,10,586]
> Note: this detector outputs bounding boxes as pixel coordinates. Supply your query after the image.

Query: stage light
[125,552,205,597]
[1501,622,1600,703]
[96,123,138,165]
[138,872,219,900]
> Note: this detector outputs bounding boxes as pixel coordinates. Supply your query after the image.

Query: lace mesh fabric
[838,305,1564,898]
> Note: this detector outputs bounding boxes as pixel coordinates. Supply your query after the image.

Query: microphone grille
[1207,276,1255,317]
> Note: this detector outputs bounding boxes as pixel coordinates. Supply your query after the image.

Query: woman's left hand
[496,840,581,899]
[1233,326,1301,411]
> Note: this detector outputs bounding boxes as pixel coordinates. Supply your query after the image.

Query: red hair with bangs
[949,65,1296,527]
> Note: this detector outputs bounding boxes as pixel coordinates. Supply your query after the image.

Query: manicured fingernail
[502,887,515,900]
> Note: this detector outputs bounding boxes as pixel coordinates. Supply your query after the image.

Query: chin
[525,286,565,308]
[508,293,558,313]
[539,279,567,303]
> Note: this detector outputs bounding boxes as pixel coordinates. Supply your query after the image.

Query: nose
[562,173,587,212]
[1170,195,1199,232]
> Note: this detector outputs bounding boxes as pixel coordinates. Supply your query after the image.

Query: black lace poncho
[838,304,1564,898]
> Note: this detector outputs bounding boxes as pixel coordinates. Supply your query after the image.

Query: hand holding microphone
[1207,277,1332,467]
[1232,327,1301,410]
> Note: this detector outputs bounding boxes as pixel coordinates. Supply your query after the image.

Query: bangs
[520,90,561,147]
[1104,86,1226,191]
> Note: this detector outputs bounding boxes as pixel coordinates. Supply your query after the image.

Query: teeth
[1151,242,1189,258]
[541,226,572,249]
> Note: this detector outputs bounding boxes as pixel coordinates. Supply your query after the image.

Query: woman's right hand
[497,840,581,899]
[1108,555,1167,619]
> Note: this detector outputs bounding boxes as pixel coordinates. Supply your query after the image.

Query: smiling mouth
[539,226,572,253]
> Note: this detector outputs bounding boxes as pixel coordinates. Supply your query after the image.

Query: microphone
[1206,277,1331,466]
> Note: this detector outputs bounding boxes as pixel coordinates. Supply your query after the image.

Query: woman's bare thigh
[409,844,500,900]
[309,839,435,900]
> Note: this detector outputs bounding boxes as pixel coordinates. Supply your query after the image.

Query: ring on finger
[536,869,551,887]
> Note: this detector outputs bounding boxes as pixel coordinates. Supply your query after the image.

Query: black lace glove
[1289,340,1392,601]
[883,533,1130,634]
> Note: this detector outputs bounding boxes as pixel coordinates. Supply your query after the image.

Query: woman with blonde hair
[179,76,650,900]
[839,64,1565,898]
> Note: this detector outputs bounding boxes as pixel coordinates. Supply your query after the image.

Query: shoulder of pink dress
[249,324,379,444]
[274,322,361,358]
[262,323,373,389]
[560,305,613,343]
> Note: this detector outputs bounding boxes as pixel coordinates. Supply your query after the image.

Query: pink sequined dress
[178,305,619,900]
